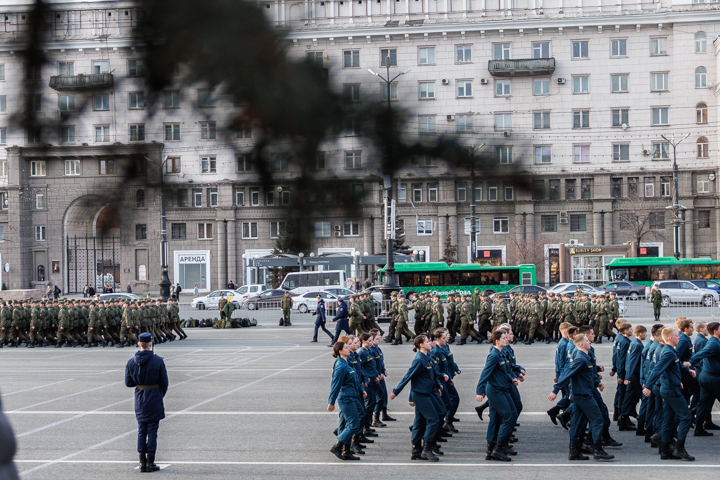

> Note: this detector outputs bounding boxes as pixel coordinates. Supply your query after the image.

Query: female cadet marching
[327,341,365,461]
[476,330,518,461]
[390,335,442,461]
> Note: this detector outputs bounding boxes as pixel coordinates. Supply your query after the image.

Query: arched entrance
[64,195,122,293]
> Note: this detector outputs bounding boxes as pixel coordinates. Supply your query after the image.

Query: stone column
[438,216,446,262]
[227,219,237,286]
[525,212,535,242]
[217,220,227,290]
[374,216,383,257]
[593,212,602,245]
[449,214,457,252]
[603,212,612,245]
[685,209,694,258]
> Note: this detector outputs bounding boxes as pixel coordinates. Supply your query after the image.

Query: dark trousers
[509,383,523,416]
[331,320,351,344]
[613,381,626,416]
[569,393,603,445]
[446,382,460,419]
[681,370,700,409]
[137,420,160,454]
[621,375,642,417]
[591,387,612,431]
[661,386,692,442]
[378,379,389,409]
[556,387,571,411]
[696,371,720,425]
[410,392,441,445]
[485,385,517,444]
[313,323,333,341]
[337,396,363,444]
[653,384,665,434]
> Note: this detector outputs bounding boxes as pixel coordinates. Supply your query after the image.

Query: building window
[164,124,180,141]
[380,49,397,66]
[95,125,110,142]
[0,128,5,145]
[572,41,589,59]
[612,109,629,127]
[698,175,710,194]
[660,176,671,197]
[695,32,707,53]
[697,137,709,158]
[93,61,109,74]
[235,189,244,206]
[99,159,114,175]
[164,157,180,174]
[493,217,509,234]
[456,183,467,202]
[581,178,592,199]
[136,189,145,207]
[265,190,274,206]
[198,89,216,107]
[343,50,360,68]
[573,76,589,94]
[208,188,218,206]
[573,110,590,128]
[200,156,216,173]
[60,126,75,143]
[644,177,655,197]
[651,73,669,91]
[171,223,186,239]
[163,91,180,108]
[611,39,627,57]
[493,43,511,60]
[135,224,147,240]
[495,80,511,96]
[65,159,80,175]
[396,183,407,203]
[176,189,189,207]
[488,182,498,201]
[534,78,550,95]
[564,179,575,199]
[504,186,513,201]
[457,80,473,98]
[533,111,550,129]
[419,82,435,99]
[474,184,482,202]
[649,212,665,229]
[270,221,285,239]
[497,146,513,164]
[652,142,670,160]
[535,146,551,164]
[35,225,46,241]
[627,177,638,197]
[25,94,41,112]
[533,180,545,200]
[35,191,44,210]
[250,188,260,206]
[611,178,622,198]
[58,61,73,75]
[611,74,628,93]
[650,37,667,55]
[199,122,216,140]
[412,183,422,203]
[93,94,109,111]
[30,161,46,176]
[315,152,325,170]
[457,114,473,132]
[698,210,710,228]
[0,192,7,210]
[193,188,203,207]
[381,83,398,101]
[128,59,143,76]
[613,144,630,161]
[343,84,360,103]
[547,179,559,200]
[128,91,145,109]
[652,108,669,125]
[345,151,361,169]
[129,124,145,142]
[541,215,557,232]
[573,145,590,163]
[343,220,359,236]
[419,116,435,133]
[198,223,214,239]
[236,123,252,139]
[417,218,433,236]
[315,221,331,237]
[456,44,472,62]
[241,222,258,239]
[464,218,481,234]
[418,47,435,64]
[495,113,511,130]
[237,156,253,172]
[427,183,438,202]
[697,103,708,124]
[696,67,707,88]
[533,42,550,58]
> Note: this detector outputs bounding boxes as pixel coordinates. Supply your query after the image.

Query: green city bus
[606,257,720,286]
[378,262,536,299]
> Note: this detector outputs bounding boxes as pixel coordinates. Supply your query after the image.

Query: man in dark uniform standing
[125,332,169,473]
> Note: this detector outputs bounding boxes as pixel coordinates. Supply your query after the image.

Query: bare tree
[508,235,547,281]
[614,194,669,254]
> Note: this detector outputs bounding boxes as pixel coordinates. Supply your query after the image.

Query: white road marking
[1,379,75,397]
[14,382,122,412]
[9,410,720,416]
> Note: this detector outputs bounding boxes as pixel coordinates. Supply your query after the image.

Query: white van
[280,270,347,294]
[235,284,269,302]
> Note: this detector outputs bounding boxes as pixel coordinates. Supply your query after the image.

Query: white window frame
[493,217,509,234]
[343,220,360,236]
[35,191,44,210]
[573,145,590,163]
[495,79,511,97]
[250,188,260,206]
[417,218,433,236]
[208,188,218,207]
[242,222,258,239]
[381,82,398,101]
[533,78,550,95]
[610,39,627,57]
[651,73,669,91]
[652,142,670,160]
[94,125,110,142]
[573,76,589,94]
[652,107,669,126]
[343,50,360,68]
[198,223,214,240]
[418,47,436,65]
[93,93,109,111]
[270,221,285,239]
[198,89,216,108]
[428,183,438,202]
[497,146,512,164]
[0,128,6,145]
[493,43,511,60]
[128,91,145,109]
[533,111,550,129]
[35,225,46,241]
[611,74,628,93]
[612,144,630,161]
[201,156,217,173]
[65,159,81,175]
[457,114,473,132]
[695,32,707,53]
[612,109,629,127]
[164,123,180,141]
[200,122,217,140]
[419,115,435,133]
[495,113,512,130]
[235,189,245,206]
[93,61,109,74]
[573,110,590,128]
[698,175,710,194]
[464,218,481,235]
[419,82,435,99]
[314,221,331,237]
[532,42,550,58]
[30,160,46,177]
[534,146,552,164]
[695,67,707,89]
[457,80,473,98]
[650,37,668,56]
[456,44,472,63]
[129,124,145,142]
[660,177,671,197]
[488,182,498,201]
[345,151,361,169]
[644,178,655,197]
[456,183,467,202]
[572,41,589,59]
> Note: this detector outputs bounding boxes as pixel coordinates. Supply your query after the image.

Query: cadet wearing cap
[125,332,169,473]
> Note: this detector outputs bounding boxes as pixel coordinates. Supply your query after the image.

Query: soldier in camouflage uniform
[169,299,187,339]
[491,295,509,331]
[458,295,482,345]
[476,291,492,340]
[0,301,12,347]
[429,294,444,332]
[408,293,425,336]
[117,301,135,347]
[85,302,105,347]
[561,294,579,329]
[383,292,399,343]
[445,293,457,343]
[391,297,413,345]
[608,292,620,332]
[348,295,364,336]
[527,295,551,344]
[55,302,77,347]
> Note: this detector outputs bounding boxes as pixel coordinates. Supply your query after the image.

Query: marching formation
[0,298,187,348]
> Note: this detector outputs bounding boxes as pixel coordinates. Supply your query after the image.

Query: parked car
[361,286,384,302]
[548,283,604,298]
[244,289,296,310]
[689,279,720,295]
[99,293,142,301]
[235,284,270,303]
[291,286,356,298]
[292,291,342,313]
[490,285,547,300]
[191,290,241,310]
[599,281,647,300]
[646,280,719,307]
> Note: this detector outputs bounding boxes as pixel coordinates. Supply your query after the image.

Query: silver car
[647,281,719,307]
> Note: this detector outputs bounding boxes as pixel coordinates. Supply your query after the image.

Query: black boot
[330,441,343,460]
[660,441,681,460]
[485,442,495,461]
[694,425,713,437]
[636,421,646,436]
[547,405,561,425]
[139,453,147,473]
[341,442,360,460]
[475,400,489,421]
[443,419,458,433]
[350,436,365,455]
[593,444,614,460]
[491,441,511,461]
[673,439,695,461]
[371,413,387,428]
[612,410,619,422]
[622,416,636,431]
[430,442,444,456]
[381,408,396,422]
[457,339,466,345]
[501,441,518,456]
[603,429,622,447]
[357,434,374,444]
[704,420,720,430]
[146,453,160,472]
[421,444,439,462]
[557,411,570,430]
[569,443,589,461]
[411,443,425,460]
[650,432,661,448]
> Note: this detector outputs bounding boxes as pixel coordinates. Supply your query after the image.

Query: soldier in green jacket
[55,303,77,348]
[527,295,551,344]
[280,292,293,326]
[446,294,457,342]
[391,297,413,345]
[651,288,663,321]
[85,302,105,347]
[384,292,399,343]
[348,296,364,336]
[458,295,482,345]
[477,291,492,339]
[429,294,444,332]
[491,296,509,331]
[408,294,425,336]
[0,301,12,347]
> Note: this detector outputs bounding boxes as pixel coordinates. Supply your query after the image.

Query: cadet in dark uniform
[125,332,169,473]
[328,341,364,461]
[312,295,333,343]
[329,298,350,347]
[686,321,720,435]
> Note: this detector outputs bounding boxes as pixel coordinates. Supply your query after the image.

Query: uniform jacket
[328,357,363,404]
[645,344,690,390]
[476,347,514,396]
[612,335,631,378]
[125,350,169,423]
[555,337,569,378]
[625,337,644,380]
[676,332,694,362]
[554,350,596,396]
[393,351,440,397]
[313,299,326,324]
[694,334,708,354]
[689,336,720,375]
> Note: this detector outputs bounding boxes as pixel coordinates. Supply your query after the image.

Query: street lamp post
[661,134,690,259]
[146,156,172,300]
[368,58,410,301]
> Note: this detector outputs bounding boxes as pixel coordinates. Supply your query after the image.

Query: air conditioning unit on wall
[334,231,342,237]
[560,218,569,225]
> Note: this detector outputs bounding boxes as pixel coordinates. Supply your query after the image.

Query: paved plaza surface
[2,312,720,479]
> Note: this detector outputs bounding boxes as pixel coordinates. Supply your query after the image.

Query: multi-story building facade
[0,0,719,292]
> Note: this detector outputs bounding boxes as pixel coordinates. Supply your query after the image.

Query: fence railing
[615,295,719,322]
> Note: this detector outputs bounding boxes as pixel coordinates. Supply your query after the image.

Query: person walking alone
[125,332,169,473]
[312,295,333,343]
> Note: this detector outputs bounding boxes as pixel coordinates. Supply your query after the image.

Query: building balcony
[49,73,114,91]
[488,58,556,77]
